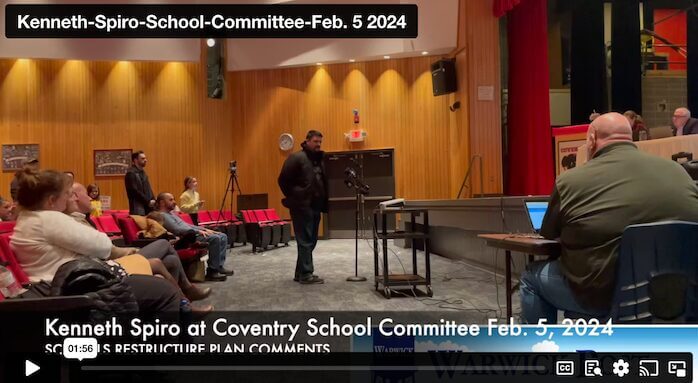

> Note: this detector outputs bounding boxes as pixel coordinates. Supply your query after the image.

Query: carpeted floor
[195,239,521,323]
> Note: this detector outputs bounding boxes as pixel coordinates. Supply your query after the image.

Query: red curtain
[493,0,522,17]
[502,0,554,196]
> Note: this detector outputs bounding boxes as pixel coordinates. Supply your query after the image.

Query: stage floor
[198,239,520,323]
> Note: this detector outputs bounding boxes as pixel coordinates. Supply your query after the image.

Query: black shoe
[205,271,227,282]
[299,276,324,284]
[219,267,234,276]
[294,274,318,282]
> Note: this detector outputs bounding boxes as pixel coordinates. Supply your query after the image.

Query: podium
[373,208,432,299]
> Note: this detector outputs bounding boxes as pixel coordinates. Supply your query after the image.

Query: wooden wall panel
[461,0,503,195]
[0,54,232,211]
[228,56,453,217]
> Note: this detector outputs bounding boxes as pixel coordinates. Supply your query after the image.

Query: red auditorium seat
[111,211,129,220]
[241,210,272,253]
[115,216,143,245]
[263,209,291,245]
[197,211,215,225]
[254,209,281,246]
[178,212,195,225]
[0,221,16,234]
[116,216,204,262]
[95,215,121,236]
[0,234,99,310]
[0,233,29,287]
[93,215,124,245]
[212,210,246,245]
[207,210,226,223]
[178,212,238,246]
[91,217,104,232]
[198,210,240,247]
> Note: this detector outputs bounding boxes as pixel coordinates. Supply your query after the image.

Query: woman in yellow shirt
[87,184,102,217]
[179,176,204,225]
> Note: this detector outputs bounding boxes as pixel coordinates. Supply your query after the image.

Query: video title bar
[5,5,418,38]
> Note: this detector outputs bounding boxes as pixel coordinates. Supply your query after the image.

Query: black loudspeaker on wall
[431,58,457,96]
[207,39,225,99]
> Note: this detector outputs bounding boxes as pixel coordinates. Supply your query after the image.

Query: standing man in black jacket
[278,130,328,284]
[125,150,155,215]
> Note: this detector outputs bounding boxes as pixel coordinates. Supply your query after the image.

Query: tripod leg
[232,173,242,195]
[218,174,234,222]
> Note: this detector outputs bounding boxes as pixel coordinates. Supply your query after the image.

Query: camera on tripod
[229,160,238,174]
[344,167,369,195]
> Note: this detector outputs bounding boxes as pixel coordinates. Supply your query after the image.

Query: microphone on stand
[344,165,368,283]
[344,168,356,189]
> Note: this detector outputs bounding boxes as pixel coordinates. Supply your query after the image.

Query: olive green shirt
[541,142,698,309]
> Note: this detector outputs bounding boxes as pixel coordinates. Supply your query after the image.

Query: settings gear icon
[613,359,630,377]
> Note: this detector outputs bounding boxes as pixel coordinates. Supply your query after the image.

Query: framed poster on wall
[557,139,586,175]
[2,144,39,172]
[94,149,132,177]
[553,125,588,176]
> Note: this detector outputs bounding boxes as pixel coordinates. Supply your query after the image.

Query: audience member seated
[10,158,38,202]
[68,182,212,307]
[623,110,650,141]
[520,112,698,324]
[672,107,698,136]
[63,171,75,182]
[9,168,184,316]
[87,183,102,217]
[156,193,233,282]
[0,196,15,222]
[141,211,204,250]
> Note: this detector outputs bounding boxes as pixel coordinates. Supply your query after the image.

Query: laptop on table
[515,200,549,238]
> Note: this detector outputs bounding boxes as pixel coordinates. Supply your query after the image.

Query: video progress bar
[83,365,546,372]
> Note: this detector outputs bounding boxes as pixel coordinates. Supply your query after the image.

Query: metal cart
[373,208,432,299]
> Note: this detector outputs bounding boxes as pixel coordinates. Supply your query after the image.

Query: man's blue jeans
[520,260,607,324]
[197,232,228,272]
[290,207,321,280]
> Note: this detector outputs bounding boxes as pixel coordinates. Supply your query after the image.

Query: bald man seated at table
[520,112,698,324]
